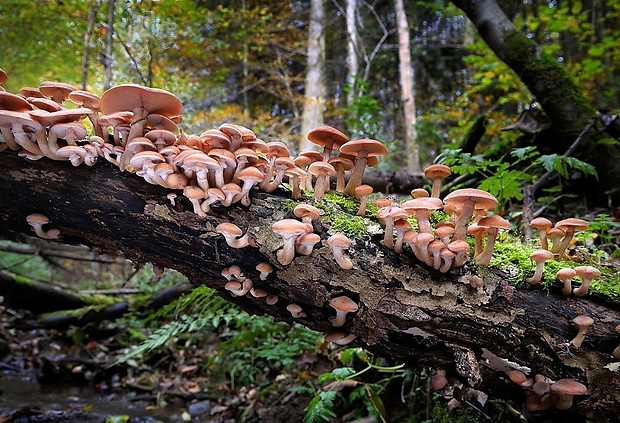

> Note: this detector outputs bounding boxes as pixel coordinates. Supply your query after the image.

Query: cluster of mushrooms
[3,70,614,413]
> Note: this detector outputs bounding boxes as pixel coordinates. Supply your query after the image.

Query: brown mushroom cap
[39,81,76,103]
[549,379,587,396]
[294,204,321,223]
[0,91,33,112]
[329,296,359,312]
[0,67,7,85]
[307,125,349,161]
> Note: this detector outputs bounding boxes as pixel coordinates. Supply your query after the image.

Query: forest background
[1,0,620,422]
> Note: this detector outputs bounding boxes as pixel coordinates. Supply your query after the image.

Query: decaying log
[0,150,619,421]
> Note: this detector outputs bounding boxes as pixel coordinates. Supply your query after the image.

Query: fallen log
[0,150,618,421]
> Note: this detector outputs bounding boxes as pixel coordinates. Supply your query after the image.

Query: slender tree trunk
[300,0,326,151]
[81,0,101,90]
[394,0,421,175]
[345,0,359,108]
[103,0,116,90]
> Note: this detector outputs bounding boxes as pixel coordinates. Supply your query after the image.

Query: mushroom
[183,185,206,217]
[430,370,448,390]
[271,219,309,265]
[296,233,321,255]
[216,222,252,248]
[26,213,60,240]
[439,248,457,273]
[327,233,353,270]
[572,265,601,297]
[410,188,429,198]
[448,240,470,268]
[341,138,388,196]
[308,161,337,199]
[99,84,183,145]
[474,215,511,266]
[408,232,435,267]
[424,163,451,198]
[469,275,484,288]
[530,217,553,250]
[549,379,587,410]
[329,296,359,327]
[552,218,589,259]
[377,206,408,249]
[329,156,354,192]
[354,184,373,216]
[525,249,554,285]
[393,219,412,254]
[256,262,273,281]
[233,166,264,206]
[286,303,305,318]
[325,331,357,346]
[39,80,75,104]
[293,204,321,226]
[401,197,443,234]
[307,125,349,162]
[570,314,594,348]
[443,188,498,241]
[556,267,577,295]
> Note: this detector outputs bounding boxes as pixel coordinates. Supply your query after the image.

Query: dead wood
[0,150,618,421]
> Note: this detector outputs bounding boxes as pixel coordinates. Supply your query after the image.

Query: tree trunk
[81,0,101,90]
[345,0,359,109]
[394,0,421,175]
[300,0,326,151]
[103,0,116,90]
[0,150,618,421]
[450,0,620,204]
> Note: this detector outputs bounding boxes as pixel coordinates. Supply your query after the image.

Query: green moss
[323,190,360,214]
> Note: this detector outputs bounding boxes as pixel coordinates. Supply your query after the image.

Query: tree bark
[450,0,620,204]
[0,150,619,420]
[103,0,116,90]
[300,0,326,151]
[81,0,101,90]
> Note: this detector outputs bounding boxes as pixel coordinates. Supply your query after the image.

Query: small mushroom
[474,215,511,266]
[329,296,359,327]
[256,262,273,281]
[272,219,309,265]
[296,233,321,256]
[424,163,451,198]
[570,314,594,348]
[325,331,357,346]
[443,188,498,241]
[525,249,554,285]
[286,303,305,318]
[26,213,60,239]
[216,222,252,248]
[557,267,577,295]
[552,218,588,259]
[354,184,373,216]
[572,265,601,297]
[530,217,553,250]
[327,233,353,270]
[549,379,587,410]
[430,369,448,390]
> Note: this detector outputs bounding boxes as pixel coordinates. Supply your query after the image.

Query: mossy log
[0,150,619,421]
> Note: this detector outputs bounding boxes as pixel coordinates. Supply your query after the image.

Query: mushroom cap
[373,198,392,208]
[401,197,444,213]
[424,163,451,180]
[146,113,178,132]
[0,91,33,112]
[299,149,324,163]
[0,67,6,84]
[294,204,321,221]
[256,262,273,273]
[145,129,177,146]
[411,188,430,198]
[208,148,236,167]
[307,125,349,150]
[448,240,470,254]
[530,249,554,262]
[443,188,498,211]
[339,138,388,157]
[478,215,511,230]
[327,233,351,249]
[50,122,88,140]
[574,265,601,280]
[26,213,50,225]
[572,314,594,328]
[286,303,303,314]
[237,166,264,182]
[354,184,374,198]
[530,217,553,230]
[68,90,101,108]
[413,232,435,245]
[549,379,587,396]
[298,232,321,247]
[266,141,290,158]
[272,219,309,238]
[555,218,588,233]
[100,84,183,117]
[56,145,88,159]
[129,150,165,170]
[329,296,359,312]
[0,110,43,132]
[308,161,337,177]
[200,129,231,149]
[39,80,75,100]
[183,185,205,200]
[557,267,577,279]
[29,108,92,126]
[20,87,44,98]
[28,97,64,112]
[216,222,243,237]
[329,155,354,170]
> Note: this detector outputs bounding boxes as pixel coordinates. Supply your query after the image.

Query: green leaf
[332,367,356,380]
[304,391,338,423]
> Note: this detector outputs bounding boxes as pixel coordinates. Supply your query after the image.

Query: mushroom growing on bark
[26,213,60,239]
[329,296,359,327]
[306,125,349,162]
[530,217,553,250]
[570,314,594,348]
[552,218,588,259]
[474,215,511,266]
[443,188,498,241]
[341,138,387,196]
[525,249,554,285]
[327,233,353,270]
[549,379,588,410]
[272,219,309,265]
[556,267,577,295]
[216,222,252,248]
[572,265,601,297]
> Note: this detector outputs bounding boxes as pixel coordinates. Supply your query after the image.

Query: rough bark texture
[1,151,619,421]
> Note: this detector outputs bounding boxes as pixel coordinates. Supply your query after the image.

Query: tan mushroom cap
[329,296,359,312]
[39,81,76,103]
[294,204,321,222]
[29,108,92,126]
[424,163,451,179]
[327,233,352,249]
[26,213,50,225]
[68,90,101,108]
[0,67,7,84]
[308,161,337,177]
[354,184,374,197]
[530,217,552,230]
[307,125,349,149]
[555,218,588,232]
[100,84,183,117]
[340,138,388,157]
[0,91,33,112]
[574,265,601,280]
[443,188,498,211]
[530,249,554,261]
[28,97,64,112]
[478,215,511,230]
[272,219,309,236]
[549,379,587,396]
[573,314,594,328]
